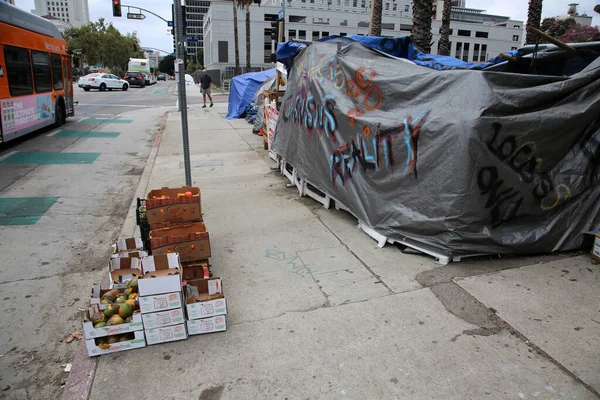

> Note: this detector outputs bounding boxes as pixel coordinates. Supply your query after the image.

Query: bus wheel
[122,84,128,91]
[99,83,107,91]
[55,102,65,127]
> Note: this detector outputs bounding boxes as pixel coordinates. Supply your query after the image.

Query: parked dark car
[157,74,166,81]
[124,71,145,88]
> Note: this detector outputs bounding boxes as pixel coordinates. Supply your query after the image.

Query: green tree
[526,0,544,44]
[541,17,600,43]
[159,54,176,75]
[412,0,433,53]
[63,19,143,73]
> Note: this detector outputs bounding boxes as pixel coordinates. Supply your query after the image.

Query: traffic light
[112,0,122,17]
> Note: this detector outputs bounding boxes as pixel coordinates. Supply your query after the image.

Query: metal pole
[174,0,192,186]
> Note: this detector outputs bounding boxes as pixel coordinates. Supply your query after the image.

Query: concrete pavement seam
[311,208,395,295]
[61,111,168,400]
[433,280,600,398]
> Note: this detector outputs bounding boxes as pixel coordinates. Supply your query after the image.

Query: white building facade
[33,0,90,28]
[203,0,523,79]
[41,14,73,33]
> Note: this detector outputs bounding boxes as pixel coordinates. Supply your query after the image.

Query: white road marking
[0,151,18,161]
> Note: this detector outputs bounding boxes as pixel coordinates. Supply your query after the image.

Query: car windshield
[86,73,101,78]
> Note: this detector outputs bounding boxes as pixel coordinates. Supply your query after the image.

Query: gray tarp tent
[271,41,600,256]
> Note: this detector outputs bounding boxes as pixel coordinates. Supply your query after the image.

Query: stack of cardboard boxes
[83,239,147,357]
[145,186,227,334]
[82,186,227,357]
[138,253,188,345]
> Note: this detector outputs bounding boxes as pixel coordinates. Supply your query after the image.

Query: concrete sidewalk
[85,104,599,399]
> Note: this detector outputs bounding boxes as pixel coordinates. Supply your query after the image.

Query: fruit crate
[136,198,152,254]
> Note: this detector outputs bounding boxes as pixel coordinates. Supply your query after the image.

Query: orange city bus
[0,2,74,143]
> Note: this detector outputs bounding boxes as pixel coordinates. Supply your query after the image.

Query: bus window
[51,53,63,90]
[31,50,52,93]
[4,45,33,96]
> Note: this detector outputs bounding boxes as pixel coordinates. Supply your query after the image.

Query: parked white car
[78,73,129,92]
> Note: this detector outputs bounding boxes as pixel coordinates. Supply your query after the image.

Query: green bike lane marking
[80,118,133,124]
[0,197,59,226]
[53,130,121,138]
[0,152,101,164]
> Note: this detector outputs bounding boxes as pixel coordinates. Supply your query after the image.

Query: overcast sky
[14,0,600,55]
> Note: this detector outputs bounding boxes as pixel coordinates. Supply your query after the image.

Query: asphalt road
[0,82,177,398]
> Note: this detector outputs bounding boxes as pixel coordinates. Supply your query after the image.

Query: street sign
[167,20,173,26]
[185,35,198,42]
[278,8,284,20]
[145,49,153,53]
[127,13,146,20]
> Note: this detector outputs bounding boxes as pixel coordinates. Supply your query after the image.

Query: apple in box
[138,253,183,296]
[185,277,227,320]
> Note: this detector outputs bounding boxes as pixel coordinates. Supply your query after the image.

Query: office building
[41,14,73,32]
[33,0,90,28]
[204,0,523,78]
[144,49,161,71]
[184,0,212,61]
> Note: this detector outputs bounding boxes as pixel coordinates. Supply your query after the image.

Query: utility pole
[173,0,192,186]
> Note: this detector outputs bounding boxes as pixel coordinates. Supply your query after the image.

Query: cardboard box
[182,259,210,281]
[150,222,211,262]
[185,278,227,320]
[144,323,188,345]
[139,292,183,314]
[187,315,227,335]
[114,237,144,252]
[83,305,143,339]
[85,330,146,357]
[141,307,185,329]
[111,250,148,259]
[108,257,142,288]
[148,221,190,231]
[146,186,202,225]
[593,233,600,262]
[138,253,182,296]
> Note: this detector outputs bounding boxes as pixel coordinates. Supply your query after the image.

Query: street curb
[60,111,168,400]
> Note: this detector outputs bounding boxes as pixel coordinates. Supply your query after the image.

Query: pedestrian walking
[200,70,214,108]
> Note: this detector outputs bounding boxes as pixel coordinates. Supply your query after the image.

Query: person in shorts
[200,70,213,108]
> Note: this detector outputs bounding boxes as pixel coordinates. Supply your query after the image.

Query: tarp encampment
[271,40,600,256]
[226,69,276,119]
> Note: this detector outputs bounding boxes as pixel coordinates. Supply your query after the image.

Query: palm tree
[233,0,241,75]
[245,1,252,71]
[525,0,544,44]
[437,0,452,56]
[368,0,383,36]
[412,0,433,53]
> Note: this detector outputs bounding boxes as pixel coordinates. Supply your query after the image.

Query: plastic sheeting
[226,69,276,120]
[276,36,518,72]
[271,41,600,256]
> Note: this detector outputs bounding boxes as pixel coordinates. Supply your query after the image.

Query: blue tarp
[225,69,277,120]
[276,35,517,72]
